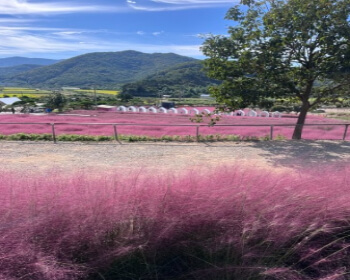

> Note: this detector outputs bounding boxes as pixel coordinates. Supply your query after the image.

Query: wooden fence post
[113,125,119,142]
[343,124,349,141]
[51,123,57,143]
[270,125,274,140]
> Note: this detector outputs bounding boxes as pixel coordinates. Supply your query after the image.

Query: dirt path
[1,140,350,175]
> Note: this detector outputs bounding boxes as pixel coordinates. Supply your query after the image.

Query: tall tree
[46,91,67,112]
[202,0,350,139]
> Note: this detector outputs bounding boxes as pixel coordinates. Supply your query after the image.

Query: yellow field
[1,87,51,95]
[0,93,46,98]
[73,89,120,95]
[0,87,50,98]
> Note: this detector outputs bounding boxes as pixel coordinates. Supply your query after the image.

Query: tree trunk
[292,102,310,140]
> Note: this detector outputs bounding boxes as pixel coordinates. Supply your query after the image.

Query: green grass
[0,133,284,142]
[326,112,350,121]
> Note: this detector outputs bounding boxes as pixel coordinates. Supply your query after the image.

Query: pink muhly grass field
[0,111,348,140]
[1,164,350,279]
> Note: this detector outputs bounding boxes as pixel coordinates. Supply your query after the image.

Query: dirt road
[1,140,350,175]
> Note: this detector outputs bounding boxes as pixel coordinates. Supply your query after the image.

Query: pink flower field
[1,164,350,280]
[0,110,348,140]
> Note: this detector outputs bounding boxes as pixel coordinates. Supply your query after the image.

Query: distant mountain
[4,51,197,88]
[0,57,60,67]
[0,64,44,80]
[121,61,219,97]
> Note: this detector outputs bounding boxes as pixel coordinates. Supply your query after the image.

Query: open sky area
[0,0,239,60]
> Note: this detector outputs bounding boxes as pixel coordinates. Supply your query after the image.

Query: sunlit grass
[73,89,119,95]
[1,87,50,97]
[326,112,350,121]
[74,89,119,95]
[0,93,47,98]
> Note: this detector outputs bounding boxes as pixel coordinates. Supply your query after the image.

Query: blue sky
[0,0,238,60]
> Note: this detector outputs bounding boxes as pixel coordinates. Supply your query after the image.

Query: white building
[0,97,21,106]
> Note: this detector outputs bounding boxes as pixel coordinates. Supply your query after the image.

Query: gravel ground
[1,140,350,175]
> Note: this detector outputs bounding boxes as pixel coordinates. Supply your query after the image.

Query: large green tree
[46,91,67,112]
[202,0,350,139]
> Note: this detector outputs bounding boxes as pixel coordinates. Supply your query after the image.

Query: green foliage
[6,133,52,141]
[45,91,67,112]
[270,105,293,113]
[0,64,43,80]
[121,61,220,97]
[0,133,267,142]
[57,134,102,142]
[190,113,222,126]
[202,0,350,139]
[119,92,133,102]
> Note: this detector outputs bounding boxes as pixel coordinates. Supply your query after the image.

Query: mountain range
[0,51,216,95]
[0,57,60,67]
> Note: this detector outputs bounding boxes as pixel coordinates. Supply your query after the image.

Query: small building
[0,97,21,106]
[96,105,117,111]
[62,87,80,91]
[200,94,214,99]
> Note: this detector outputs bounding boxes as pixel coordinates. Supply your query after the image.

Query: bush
[270,105,293,112]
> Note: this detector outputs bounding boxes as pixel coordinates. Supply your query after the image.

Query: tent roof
[0,97,21,105]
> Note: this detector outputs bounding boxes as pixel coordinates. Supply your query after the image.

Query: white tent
[259,111,269,117]
[236,110,245,116]
[158,107,168,113]
[201,109,211,114]
[128,106,137,112]
[138,106,147,113]
[272,111,282,118]
[148,107,157,113]
[247,110,257,117]
[117,106,127,112]
[190,108,200,115]
[179,108,189,114]
[168,108,178,114]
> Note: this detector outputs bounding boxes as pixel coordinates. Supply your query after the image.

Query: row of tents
[113,106,282,118]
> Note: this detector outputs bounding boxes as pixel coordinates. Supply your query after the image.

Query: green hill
[4,51,196,88]
[121,61,219,97]
[0,64,44,80]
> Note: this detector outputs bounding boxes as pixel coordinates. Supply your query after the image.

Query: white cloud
[152,0,234,4]
[0,18,36,23]
[137,31,145,35]
[0,0,127,15]
[152,31,164,36]
[128,0,237,11]
[0,26,202,58]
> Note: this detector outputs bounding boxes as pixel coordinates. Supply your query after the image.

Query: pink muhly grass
[0,112,347,139]
[1,164,350,279]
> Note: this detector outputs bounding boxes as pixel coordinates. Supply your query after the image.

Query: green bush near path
[0,133,285,142]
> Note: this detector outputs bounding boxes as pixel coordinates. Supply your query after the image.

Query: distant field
[0,87,50,98]
[0,87,120,98]
[73,89,120,95]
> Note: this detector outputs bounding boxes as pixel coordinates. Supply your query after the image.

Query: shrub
[271,105,293,112]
